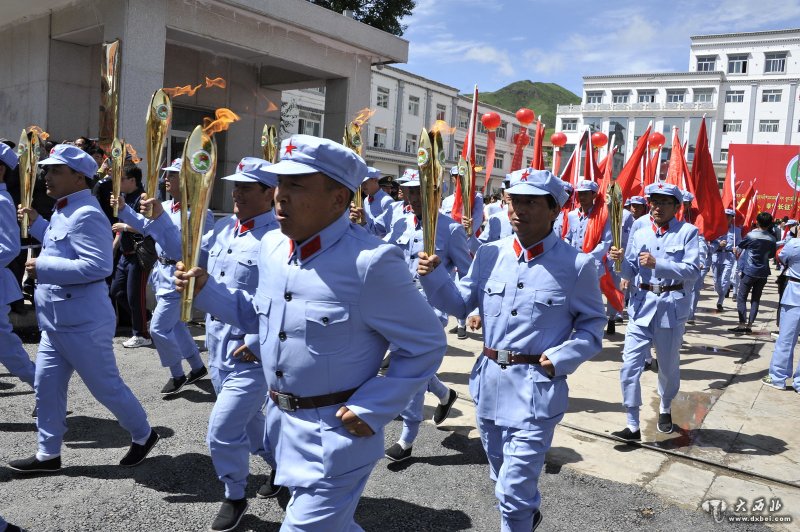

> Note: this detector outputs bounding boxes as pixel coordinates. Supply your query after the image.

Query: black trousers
[110,254,150,338]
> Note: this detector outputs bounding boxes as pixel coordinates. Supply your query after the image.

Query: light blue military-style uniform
[384,171,472,447]
[117,158,214,381]
[565,179,612,277]
[766,239,800,391]
[362,167,393,227]
[365,169,414,238]
[619,183,700,431]
[712,209,741,307]
[28,145,152,458]
[479,206,512,245]
[420,169,605,532]
[441,167,485,254]
[193,135,446,531]
[0,145,35,387]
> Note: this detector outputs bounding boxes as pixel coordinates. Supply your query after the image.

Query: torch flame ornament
[99,40,121,153]
[607,182,623,272]
[145,89,172,206]
[18,128,40,239]
[457,156,474,236]
[179,126,217,322]
[417,128,444,256]
[111,138,126,217]
[262,124,278,163]
[343,121,364,223]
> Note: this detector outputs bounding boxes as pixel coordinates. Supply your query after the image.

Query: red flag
[690,118,727,240]
[771,193,782,218]
[664,128,688,188]
[736,181,754,226]
[584,133,602,183]
[616,124,651,198]
[647,148,661,186]
[742,190,759,237]
[597,145,618,176]
[559,130,588,185]
[581,189,624,312]
[532,120,545,170]
[453,85,479,223]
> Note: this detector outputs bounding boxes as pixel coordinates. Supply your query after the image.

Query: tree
[308,0,415,36]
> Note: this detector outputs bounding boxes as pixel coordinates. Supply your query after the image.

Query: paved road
[0,328,768,531]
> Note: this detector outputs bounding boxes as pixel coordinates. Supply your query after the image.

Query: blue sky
[401,0,800,95]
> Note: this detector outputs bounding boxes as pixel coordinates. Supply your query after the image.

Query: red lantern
[550,132,567,148]
[591,132,608,148]
[516,108,535,126]
[648,132,666,149]
[481,112,502,131]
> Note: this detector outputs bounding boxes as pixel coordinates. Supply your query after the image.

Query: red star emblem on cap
[657,183,664,189]
[520,169,530,182]
[238,162,245,171]
[284,140,297,157]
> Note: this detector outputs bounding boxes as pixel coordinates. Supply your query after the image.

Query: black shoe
[8,454,61,474]
[657,413,673,434]
[256,469,285,499]
[448,325,459,334]
[433,389,458,425]
[716,304,723,312]
[456,326,467,339]
[161,375,187,395]
[610,427,641,441]
[5,525,21,532]
[186,366,208,384]
[606,319,615,335]
[686,319,695,325]
[210,498,248,532]
[650,358,658,372]
[644,361,652,371]
[745,326,753,334]
[614,316,624,324]
[32,405,37,418]
[532,509,543,531]
[119,429,159,467]
[385,443,412,462]
[728,326,748,333]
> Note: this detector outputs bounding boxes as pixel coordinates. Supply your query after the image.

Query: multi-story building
[284,65,530,194]
[555,28,800,178]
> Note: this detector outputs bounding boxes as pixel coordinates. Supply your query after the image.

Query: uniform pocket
[530,290,566,325]
[51,287,88,327]
[481,279,505,317]
[320,415,382,477]
[531,366,568,420]
[305,301,350,355]
[234,251,259,287]
[255,296,272,345]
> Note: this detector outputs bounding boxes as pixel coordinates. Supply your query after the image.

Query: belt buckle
[273,391,297,412]
[497,349,511,368]
[651,284,662,295]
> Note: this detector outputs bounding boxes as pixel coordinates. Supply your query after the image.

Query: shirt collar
[651,216,677,237]
[288,212,350,265]
[511,231,557,263]
[234,210,276,236]
[171,200,181,213]
[54,189,92,212]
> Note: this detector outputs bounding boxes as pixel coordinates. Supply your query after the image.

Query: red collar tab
[171,201,181,213]
[55,197,68,211]
[234,219,255,235]
[512,238,544,262]
[652,221,670,236]
[403,204,412,213]
[289,235,322,262]
[368,195,375,204]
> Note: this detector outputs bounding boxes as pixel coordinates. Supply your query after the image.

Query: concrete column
[449,96,458,159]
[785,81,797,145]
[323,57,371,142]
[746,82,758,144]
[394,80,404,151]
[424,88,432,127]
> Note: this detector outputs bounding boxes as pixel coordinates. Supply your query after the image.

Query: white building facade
[283,66,528,194]
[555,28,800,177]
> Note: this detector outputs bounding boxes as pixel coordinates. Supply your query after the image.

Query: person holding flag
[712,209,741,312]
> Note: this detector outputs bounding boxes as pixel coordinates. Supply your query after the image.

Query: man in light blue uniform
[418,169,606,532]
[382,171,471,462]
[115,158,214,396]
[479,181,513,245]
[361,168,413,238]
[0,143,35,389]
[763,235,800,392]
[712,208,741,312]
[9,145,157,473]
[362,166,393,224]
[609,182,700,440]
[177,135,446,531]
[145,157,282,531]
[681,191,707,325]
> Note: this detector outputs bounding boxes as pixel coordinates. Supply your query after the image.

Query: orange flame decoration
[205,77,226,89]
[27,125,50,140]
[125,143,141,164]
[265,99,279,113]
[162,84,202,98]
[430,120,456,136]
[202,108,241,136]
[351,108,376,128]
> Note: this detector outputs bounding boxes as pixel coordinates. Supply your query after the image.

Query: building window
[562,119,578,131]
[405,133,417,154]
[477,121,488,134]
[666,90,686,103]
[728,54,748,74]
[637,90,656,103]
[722,120,742,133]
[759,120,779,133]
[496,121,507,140]
[493,152,504,169]
[435,103,446,121]
[694,89,713,103]
[298,109,322,136]
[476,148,487,167]
[720,148,728,162]
[373,127,387,148]
[376,86,389,108]
[586,91,603,104]
[762,89,782,103]
[611,91,629,104]
[765,52,787,73]
[408,95,420,116]
[457,108,470,129]
[725,90,745,103]
[454,142,463,159]
[697,56,716,71]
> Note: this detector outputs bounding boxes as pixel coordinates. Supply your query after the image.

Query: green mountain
[473,81,580,132]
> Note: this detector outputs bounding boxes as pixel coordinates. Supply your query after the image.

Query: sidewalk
[432,275,800,529]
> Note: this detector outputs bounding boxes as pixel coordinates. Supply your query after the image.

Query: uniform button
[657,247,660,250]
[275,370,283,377]
[284,293,292,301]
[247,260,252,264]
[278,331,287,341]
[227,249,232,254]
[517,282,524,289]
[322,317,329,324]
[487,288,492,293]
[220,271,226,277]
[511,310,517,316]
[66,293,72,299]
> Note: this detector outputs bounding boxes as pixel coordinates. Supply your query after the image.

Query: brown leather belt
[639,283,683,295]
[483,346,542,368]
[269,387,358,412]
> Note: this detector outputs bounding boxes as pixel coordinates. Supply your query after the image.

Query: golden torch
[457,156,474,236]
[261,124,278,163]
[145,89,172,205]
[607,181,623,272]
[99,39,121,153]
[110,138,127,217]
[417,128,445,256]
[343,121,364,223]
[179,125,217,322]
[17,128,41,239]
